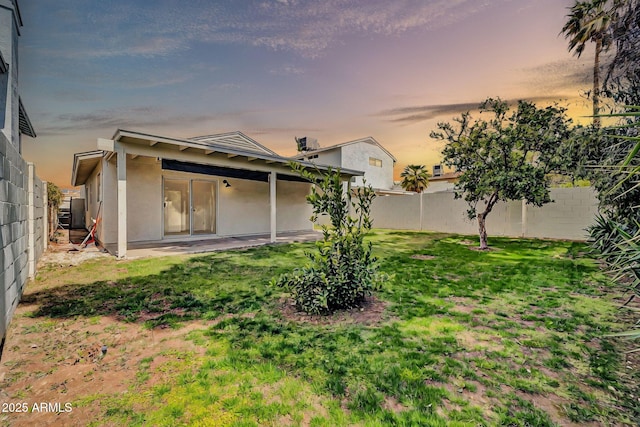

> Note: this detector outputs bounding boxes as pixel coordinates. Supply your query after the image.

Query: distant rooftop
[291,136,397,162]
[428,171,461,182]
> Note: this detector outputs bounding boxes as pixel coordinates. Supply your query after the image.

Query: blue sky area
[18,0,594,187]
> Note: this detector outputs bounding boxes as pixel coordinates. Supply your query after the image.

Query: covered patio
[72,129,362,259]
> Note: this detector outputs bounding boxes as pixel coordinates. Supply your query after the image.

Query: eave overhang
[18,98,36,138]
[72,150,103,186]
[111,129,364,181]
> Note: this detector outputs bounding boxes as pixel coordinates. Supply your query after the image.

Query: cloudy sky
[18,0,595,187]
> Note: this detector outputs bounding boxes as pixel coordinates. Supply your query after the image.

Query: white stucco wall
[98,153,314,245]
[101,157,118,245]
[276,180,313,232]
[127,157,163,242]
[306,150,342,168]
[340,142,394,190]
[0,0,20,146]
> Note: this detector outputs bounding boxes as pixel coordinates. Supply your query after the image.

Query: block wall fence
[366,187,599,241]
[1,132,47,358]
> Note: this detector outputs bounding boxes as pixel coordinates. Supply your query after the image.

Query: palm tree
[561,0,613,127]
[400,165,430,193]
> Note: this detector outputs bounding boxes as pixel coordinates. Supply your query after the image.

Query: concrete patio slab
[119,230,323,259]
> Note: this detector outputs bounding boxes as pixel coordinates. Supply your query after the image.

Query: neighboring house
[291,137,396,191]
[1,0,44,360]
[424,165,461,193]
[72,129,363,258]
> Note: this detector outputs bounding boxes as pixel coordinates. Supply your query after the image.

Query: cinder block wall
[0,131,29,350]
[28,162,46,277]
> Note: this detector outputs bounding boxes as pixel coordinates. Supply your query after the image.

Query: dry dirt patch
[0,308,210,427]
[410,254,437,260]
[279,296,389,326]
[38,240,111,267]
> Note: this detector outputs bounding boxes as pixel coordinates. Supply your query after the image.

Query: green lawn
[4,230,639,426]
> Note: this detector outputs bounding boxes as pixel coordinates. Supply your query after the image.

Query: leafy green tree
[561,0,613,127]
[47,182,63,239]
[273,164,383,314]
[400,164,430,193]
[431,98,574,249]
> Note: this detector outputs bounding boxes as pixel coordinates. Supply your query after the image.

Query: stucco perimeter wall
[370,194,421,230]
[366,188,598,241]
[525,187,599,240]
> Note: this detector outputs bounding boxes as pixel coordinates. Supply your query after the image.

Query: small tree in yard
[431,98,574,250]
[273,164,383,314]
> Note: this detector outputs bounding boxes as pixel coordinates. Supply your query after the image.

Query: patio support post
[270,171,276,243]
[116,142,127,258]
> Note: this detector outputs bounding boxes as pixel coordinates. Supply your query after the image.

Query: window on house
[369,157,382,167]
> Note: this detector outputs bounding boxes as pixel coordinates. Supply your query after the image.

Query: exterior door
[163,178,216,237]
[192,180,216,235]
[164,179,190,235]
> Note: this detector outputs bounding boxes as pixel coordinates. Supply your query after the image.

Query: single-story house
[72,129,363,258]
[291,136,396,191]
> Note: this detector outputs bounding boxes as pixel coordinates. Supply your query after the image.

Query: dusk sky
[18,0,596,188]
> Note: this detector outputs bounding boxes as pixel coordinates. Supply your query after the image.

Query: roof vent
[295,136,319,152]
[433,164,443,177]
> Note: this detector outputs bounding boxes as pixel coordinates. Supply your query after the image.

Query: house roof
[291,136,397,162]
[18,98,36,138]
[188,132,278,156]
[429,171,461,182]
[72,150,103,186]
[73,129,364,186]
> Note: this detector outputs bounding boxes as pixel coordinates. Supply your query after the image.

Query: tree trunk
[593,37,602,128]
[478,213,488,250]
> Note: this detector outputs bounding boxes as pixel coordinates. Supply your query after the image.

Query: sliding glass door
[163,179,216,237]
[192,180,216,235]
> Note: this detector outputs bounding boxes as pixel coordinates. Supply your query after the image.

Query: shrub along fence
[368,187,598,241]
